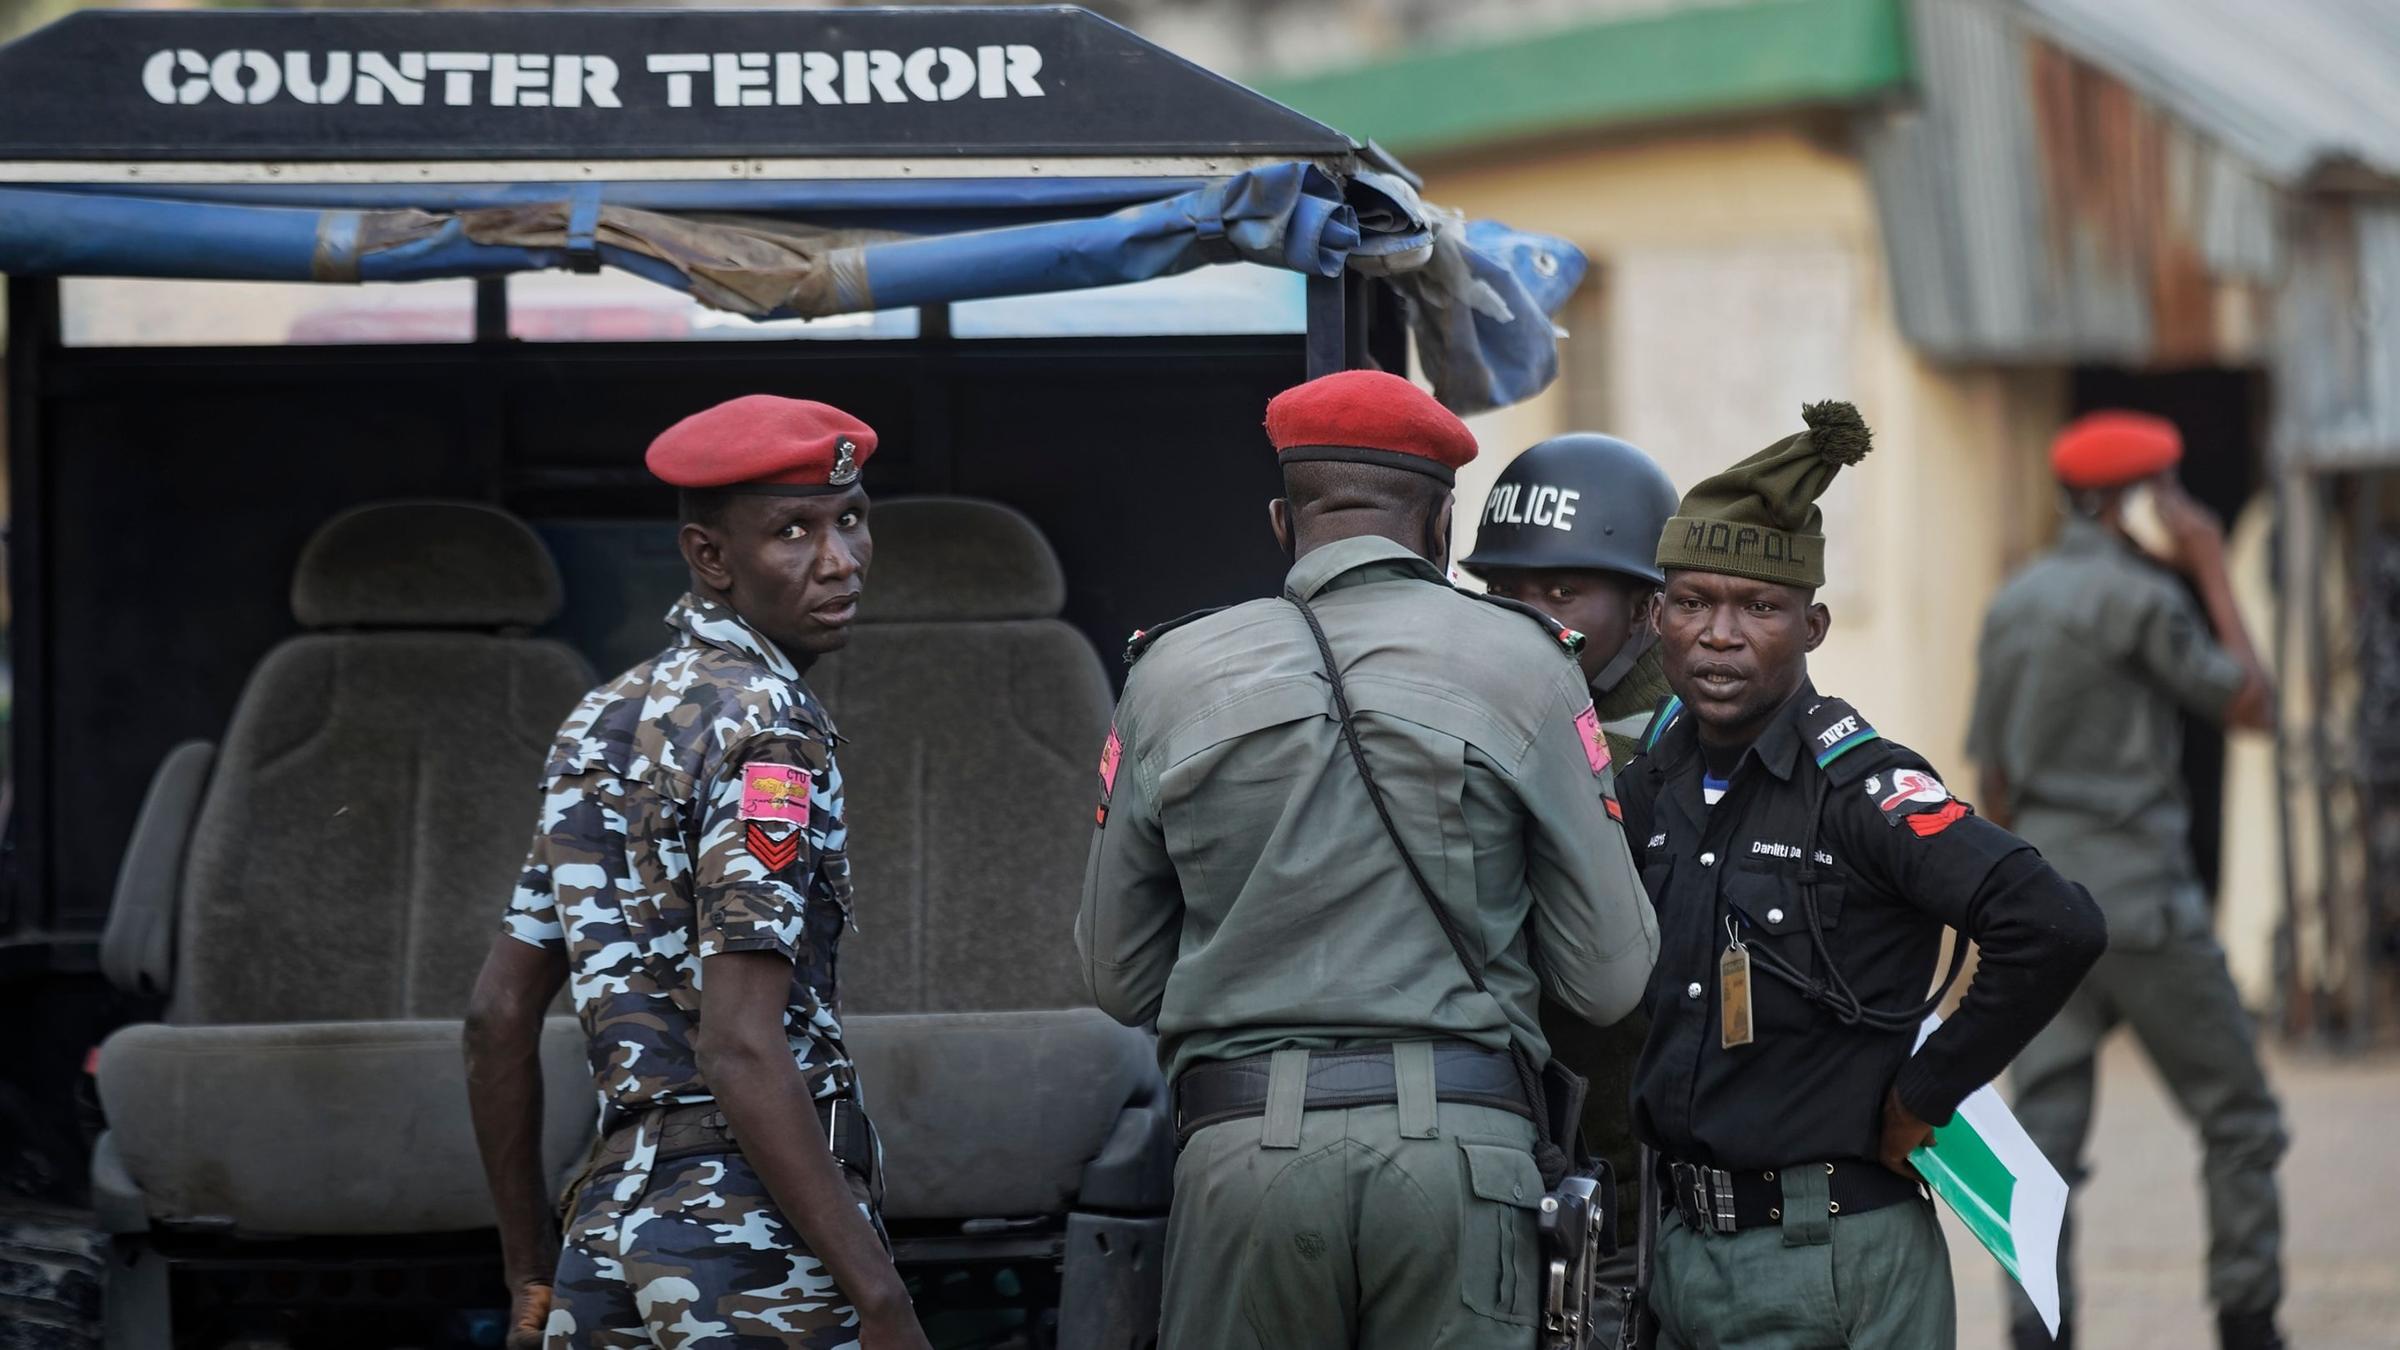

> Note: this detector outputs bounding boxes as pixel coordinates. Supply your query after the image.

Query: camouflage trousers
[546,1132,879,1349]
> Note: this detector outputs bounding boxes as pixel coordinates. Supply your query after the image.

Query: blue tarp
[0,162,1584,411]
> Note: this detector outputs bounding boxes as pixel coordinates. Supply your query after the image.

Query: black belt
[1660,1157,1923,1235]
[1173,1041,1531,1144]
[592,1096,875,1180]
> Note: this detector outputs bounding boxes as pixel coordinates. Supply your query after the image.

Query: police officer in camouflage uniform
[1970,412,2286,1350]
[463,396,933,1350]
[1077,370,1658,1350]
[1460,433,1681,1336]
[1624,403,2106,1349]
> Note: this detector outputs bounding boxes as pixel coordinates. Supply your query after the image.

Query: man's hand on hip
[1879,1087,1934,1180]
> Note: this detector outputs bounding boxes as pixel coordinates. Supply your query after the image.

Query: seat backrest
[810,498,1112,1013]
[168,502,595,1025]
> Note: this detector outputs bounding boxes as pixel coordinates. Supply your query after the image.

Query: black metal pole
[4,276,58,937]
[1304,271,1346,381]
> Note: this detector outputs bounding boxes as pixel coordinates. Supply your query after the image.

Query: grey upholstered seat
[811,499,1168,1224]
[812,496,1113,1015]
[92,502,598,1236]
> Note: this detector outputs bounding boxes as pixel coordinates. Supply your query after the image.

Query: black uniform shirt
[1624,680,2105,1171]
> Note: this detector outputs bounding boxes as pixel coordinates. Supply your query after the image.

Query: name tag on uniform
[1720,943,1754,1049]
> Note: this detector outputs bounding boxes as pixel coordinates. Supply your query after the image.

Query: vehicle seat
[91,502,599,1239]
[809,499,1169,1346]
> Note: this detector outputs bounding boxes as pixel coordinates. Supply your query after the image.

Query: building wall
[1430,121,2066,768]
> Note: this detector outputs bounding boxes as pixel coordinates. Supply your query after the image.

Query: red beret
[1265,370,1477,484]
[646,395,876,495]
[2051,411,2182,490]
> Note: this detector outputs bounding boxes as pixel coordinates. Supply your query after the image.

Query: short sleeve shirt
[503,592,855,1115]
[1967,517,2245,934]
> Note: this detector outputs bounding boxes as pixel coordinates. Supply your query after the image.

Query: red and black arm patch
[1863,766,1972,837]
[1574,702,1624,821]
[1095,724,1123,827]
[736,760,811,876]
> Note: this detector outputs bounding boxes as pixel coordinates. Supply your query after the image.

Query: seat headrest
[292,502,564,630]
[861,498,1065,622]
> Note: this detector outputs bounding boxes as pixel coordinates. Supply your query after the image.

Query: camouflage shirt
[504,592,855,1116]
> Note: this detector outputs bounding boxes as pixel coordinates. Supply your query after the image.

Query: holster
[1540,1057,1591,1161]
[1538,1158,1618,1350]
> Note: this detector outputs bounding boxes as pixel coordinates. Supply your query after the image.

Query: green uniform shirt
[1968,516,2248,944]
[1076,535,1658,1082]
[1541,637,1671,1238]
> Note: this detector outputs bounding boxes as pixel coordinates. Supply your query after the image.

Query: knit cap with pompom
[1651,400,1872,589]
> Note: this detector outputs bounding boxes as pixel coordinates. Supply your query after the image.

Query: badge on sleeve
[740,763,810,872]
[1865,768,1971,836]
[741,763,811,826]
[1095,726,1123,827]
[1574,704,1611,778]
[1573,703,1625,821]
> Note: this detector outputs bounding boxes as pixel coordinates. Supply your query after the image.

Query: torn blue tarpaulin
[0,162,1583,411]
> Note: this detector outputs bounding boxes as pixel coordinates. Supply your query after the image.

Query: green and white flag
[1910,1014,2068,1338]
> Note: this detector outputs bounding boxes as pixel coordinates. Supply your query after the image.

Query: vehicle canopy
[0,6,1584,952]
[0,13,1591,1344]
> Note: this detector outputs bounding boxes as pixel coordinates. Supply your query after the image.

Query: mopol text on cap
[646,393,878,495]
[2050,410,2183,490]
[1265,369,1477,485]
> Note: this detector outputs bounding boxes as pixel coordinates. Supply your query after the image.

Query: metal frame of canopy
[0,5,1459,386]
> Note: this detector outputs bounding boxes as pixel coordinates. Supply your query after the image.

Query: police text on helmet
[141,45,1046,108]
[1482,483,1580,532]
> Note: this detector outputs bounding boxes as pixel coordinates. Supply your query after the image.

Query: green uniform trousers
[1650,1170,1955,1350]
[2005,924,2286,1339]
[1163,1074,1545,1350]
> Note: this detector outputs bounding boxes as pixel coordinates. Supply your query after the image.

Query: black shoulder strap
[1285,590,1574,1186]
[1641,693,1686,756]
[1792,696,1888,785]
[1124,606,1226,667]
[1458,588,1587,660]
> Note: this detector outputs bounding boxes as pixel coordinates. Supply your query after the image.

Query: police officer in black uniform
[1460,433,1681,1338]
[1623,403,2107,1349]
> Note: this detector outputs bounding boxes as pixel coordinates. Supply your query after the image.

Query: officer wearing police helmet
[1460,432,1680,1338]
[1464,435,1681,762]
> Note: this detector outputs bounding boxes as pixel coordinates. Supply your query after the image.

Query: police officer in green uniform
[1969,412,2286,1350]
[464,397,931,1350]
[1460,433,1681,1334]
[1076,369,1659,1350]
[1622,402,2107,1349]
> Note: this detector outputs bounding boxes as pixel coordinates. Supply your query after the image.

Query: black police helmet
[1460,433,1679,584]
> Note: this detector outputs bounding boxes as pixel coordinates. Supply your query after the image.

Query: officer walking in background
[1077,369,1658,1350]
[461,396,933,1350]
[1970,411,2287,1350]
[1623,402,2106,1349]
[1460,432,1680,1335]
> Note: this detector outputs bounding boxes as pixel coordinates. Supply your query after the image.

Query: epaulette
[1641,693,1685,756]
[1459,589,1587,659]
[1795,696,1890,785]
[1124,607,1226,667]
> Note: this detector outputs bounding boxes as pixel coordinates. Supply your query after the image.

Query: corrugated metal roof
[2017,0,2400,188]
[1868,0,2400,464]
[1865,0,2284,364]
